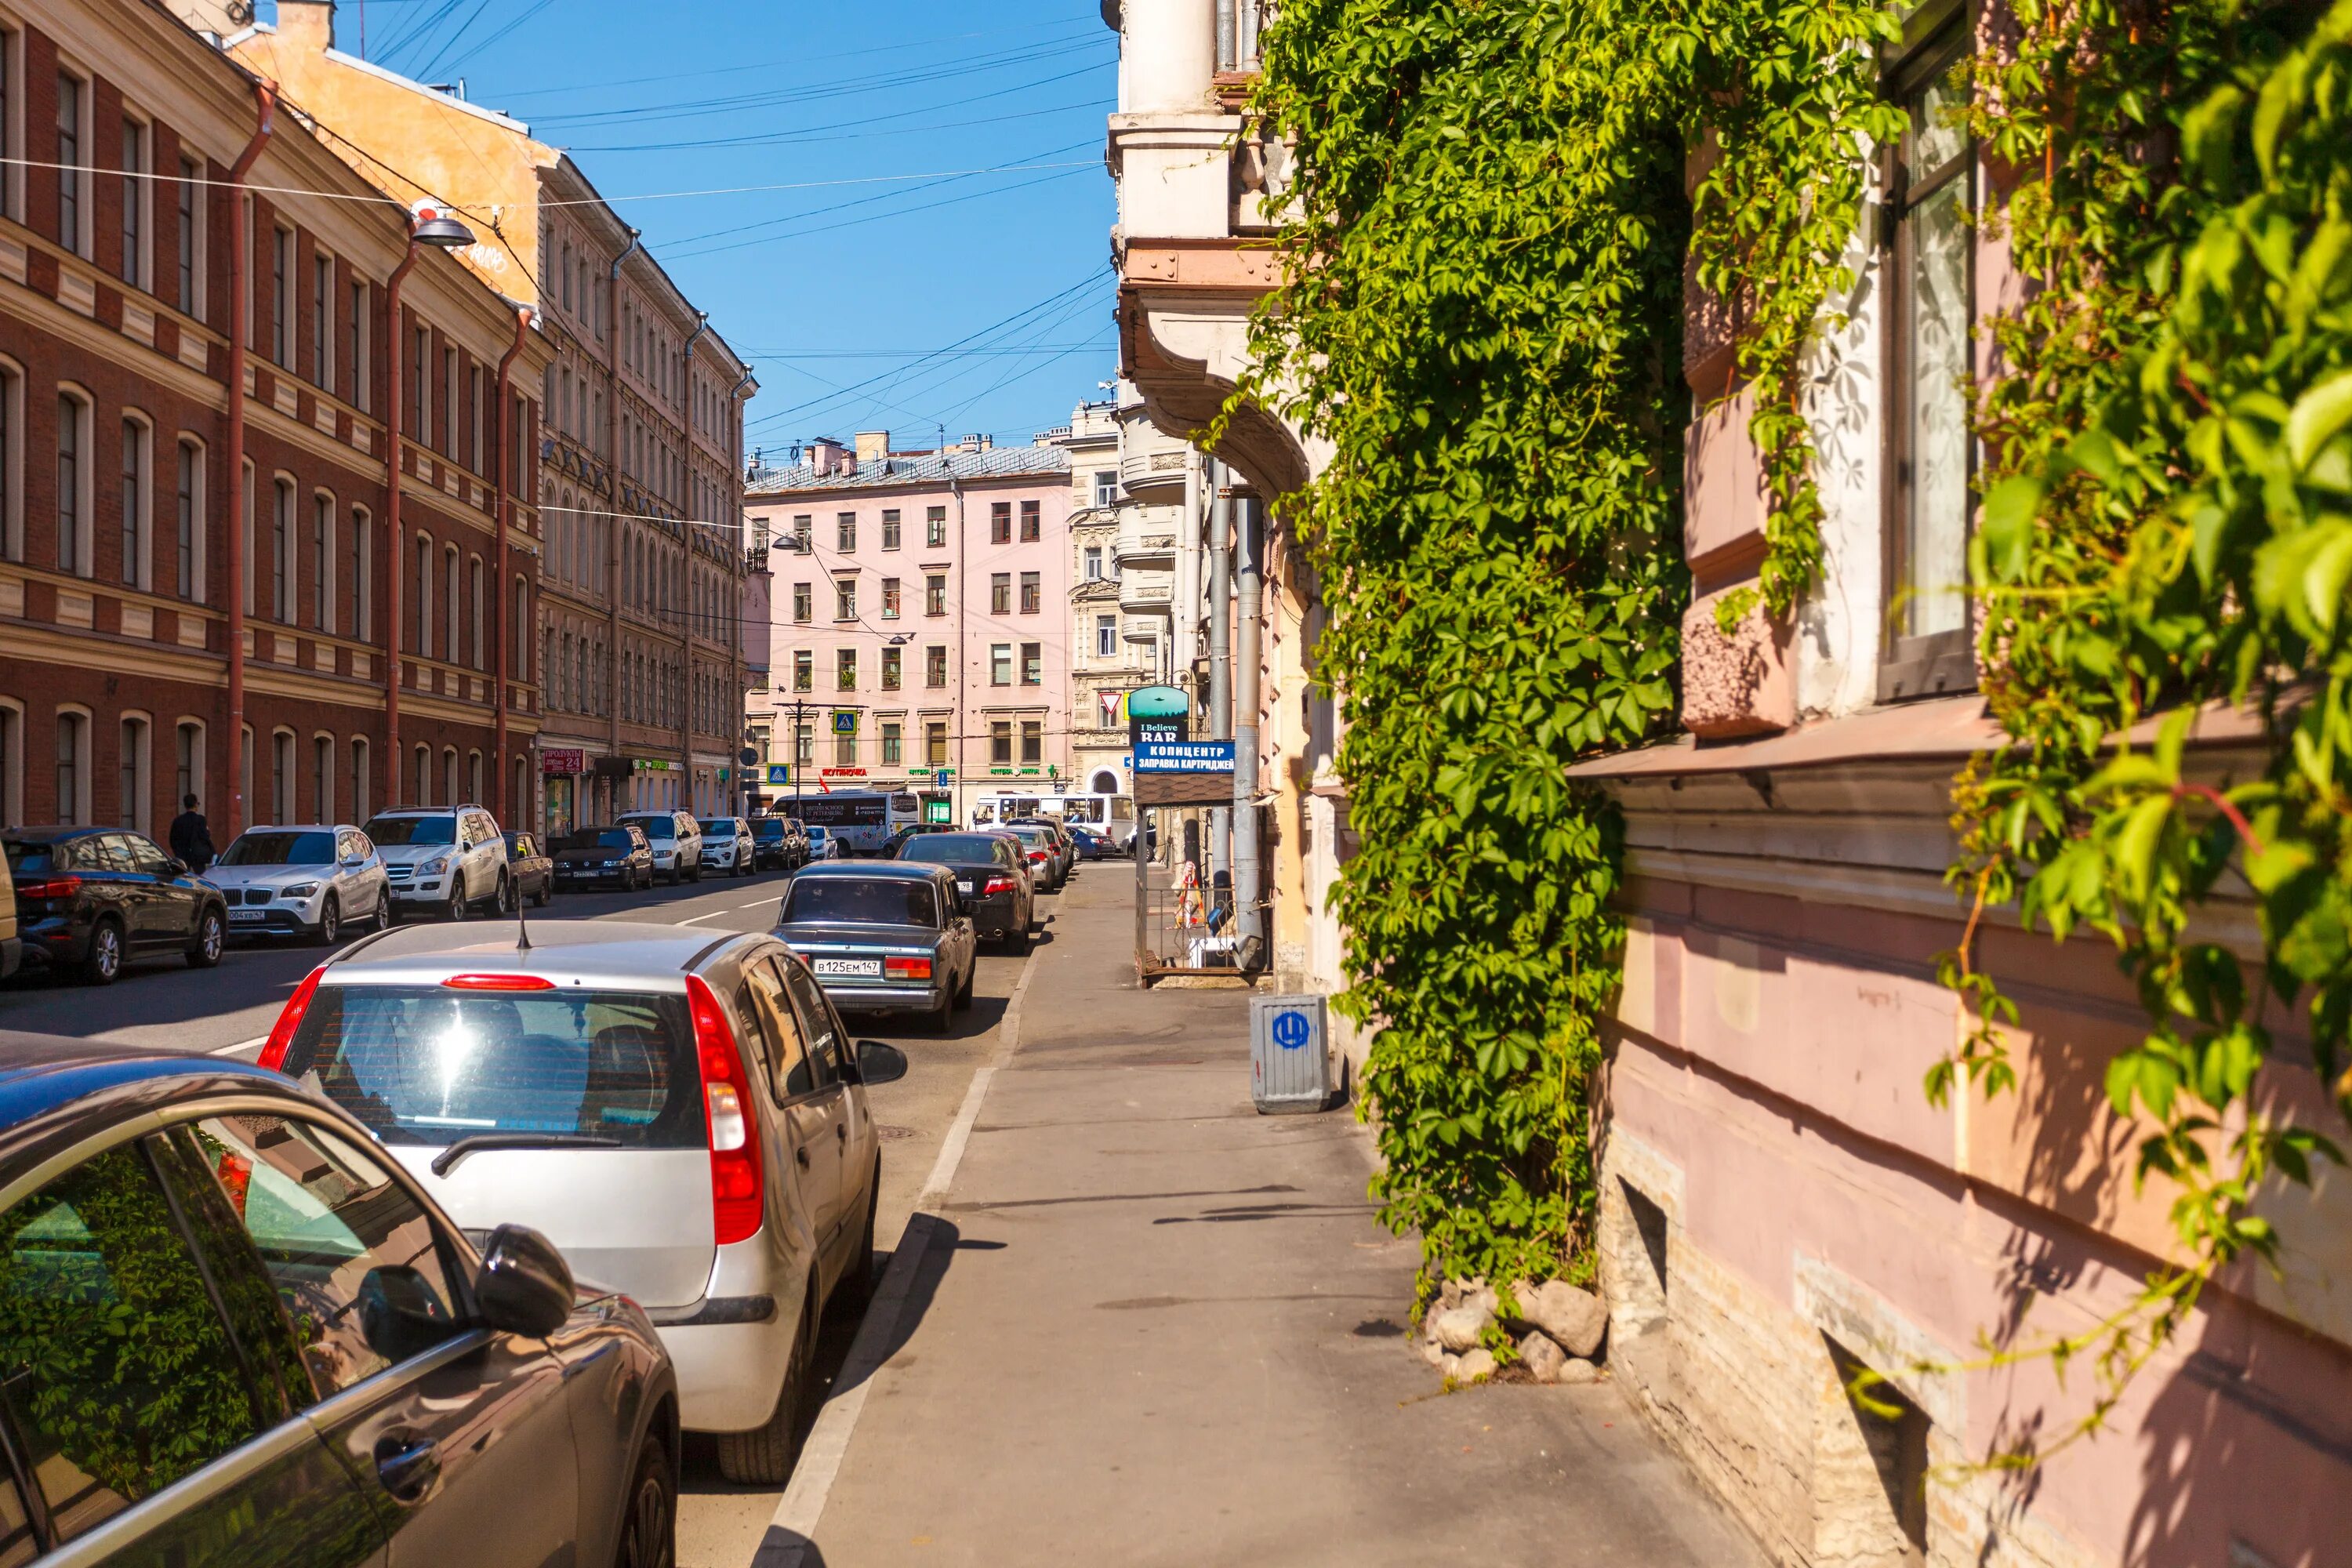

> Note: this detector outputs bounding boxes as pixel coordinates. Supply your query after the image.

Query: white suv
[618,810,705,885]
[364,805,511,920]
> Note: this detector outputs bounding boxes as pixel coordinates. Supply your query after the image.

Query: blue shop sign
[1134,740,1236,775]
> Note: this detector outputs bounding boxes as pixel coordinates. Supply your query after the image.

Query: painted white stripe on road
[753,942,1040,1567]
[212,1036,267,1058]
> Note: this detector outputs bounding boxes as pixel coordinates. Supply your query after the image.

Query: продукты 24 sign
[1134,740,1236,774]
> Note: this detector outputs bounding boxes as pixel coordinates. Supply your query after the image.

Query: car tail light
[14,877,80,900]
[441,973,556,991]
[260,965,327,1072]
[884,955,933,981]
[687,975,764,1246]
[1026,850,1047,863]
[983,876,1017,895]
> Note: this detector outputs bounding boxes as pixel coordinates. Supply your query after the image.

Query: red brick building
[0,0,549,842]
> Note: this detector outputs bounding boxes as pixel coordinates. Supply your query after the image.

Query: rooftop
[746,446,1069,497]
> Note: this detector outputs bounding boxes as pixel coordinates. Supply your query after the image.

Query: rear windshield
[2,842,60,874]
[220,830,337,866]
[752,820,784,839]
[558,829,637,852]
[623,817,676,840]
[899,835,1000,865]
[699,820,734,834]
[364,815,454,846]
[281,987,706,1150]
[783,878,938,927]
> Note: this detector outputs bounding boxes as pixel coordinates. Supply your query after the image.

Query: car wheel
[187,907,225,969]
[314,895,341,947]
[446,885,470,922]
[494,876,514,917]
[612,1433,677,1568]
[954,960,975,1010]
[715,1282,819,1485]
[82,918,125,985]
[1005,922,1030,956]
[927,989,953,1034]
[534,879,553,908]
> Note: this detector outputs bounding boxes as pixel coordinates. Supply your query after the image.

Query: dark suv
[2,826,228,985]
[0,1033,680,1566]
[895,831,1035,950]
[750,816,808,871]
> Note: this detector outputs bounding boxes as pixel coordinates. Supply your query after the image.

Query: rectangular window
[177,157,201,315]
[1021,720,1042,765]
[1096,614,1117,658]
[881,721,902,765]
[834,579,856,622]
[989,644,1011,686]
[793,650,812,691]
[925,721,947,768]
[118,419,143,588]
[1020,499,1040,542]
[881,645,902,690]
[314,252,333,389]
[926,506,947,548]
[990,502,1011,544]
[880,509,901,550]
[793,583,811,623]
[1881,24,1976,702]
[352,510,372,639]
[442,347,458,455]
[1093,470,1118,507]
[990,720,1011,766]
[312,495,332,632]
[272,227,292,368]
[412,327,429,440]
[1019,571,1040,614]
[792,514,811,553]
[925,574,946,616]
[272,484,292,622]
[835,728,857,766]
[56,75,81,257]
[837,512,856,553]
[56,395,81,575]
[926,644,947,688]
[175,441,199,599]
[836,648,856,690]
[1020,642,1042,687]
[469,365,485,472]
[1083,546,1102,581]
[990,572,1011,614]
[349,281,368,411]
[795,724,815,764]
[880,576,902,619]
[119,119,146,289]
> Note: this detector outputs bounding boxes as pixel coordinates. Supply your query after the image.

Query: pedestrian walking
[169,795,216,873]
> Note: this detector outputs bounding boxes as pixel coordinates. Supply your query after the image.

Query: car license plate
[958,880,975,895]
[229,909,265,923]
[812,958,882,978]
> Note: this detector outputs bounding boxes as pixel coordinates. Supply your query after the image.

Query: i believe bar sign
[1134,740,1236,774]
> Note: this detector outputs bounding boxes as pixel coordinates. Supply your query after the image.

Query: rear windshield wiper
[431,1132,623,1177]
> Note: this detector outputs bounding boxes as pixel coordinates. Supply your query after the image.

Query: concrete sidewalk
[783,869,1765,1566]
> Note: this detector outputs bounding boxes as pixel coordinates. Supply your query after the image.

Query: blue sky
[274,1,1120,459]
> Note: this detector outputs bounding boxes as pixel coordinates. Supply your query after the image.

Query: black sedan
[504,830,556,907]
[551,825,655,891]
[2,826,227,985]
[0,1033,679,1566]
[895,832,1034,951]
[776,862,978,1032]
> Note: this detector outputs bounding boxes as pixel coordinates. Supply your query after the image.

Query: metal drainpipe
[681,311,710,809]
[1206,459,1232,885]
[604,227,641,814]
[221,82,274,840]
[493,305,533,827]
[728,366,754,815]
[949,471,966,826]
[381,236,423,808]
[1232,492,1263,964]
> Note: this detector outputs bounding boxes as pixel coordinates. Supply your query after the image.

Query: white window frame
[175,717,206,815]
[174,435,205,601]
[350,506,372,641]
[118,410,151,591]
[0,355,22,563]
[116,710,150,832]
[53,704,92,825]
[312,731,334,823]
[312,489,336,633]
[176,152,205,318]
[55,385,92,578]
[314,249,335,390]
[271,474,295,622]
[118,113,149,292]
[271,726,295,825]
[55,66,88,260]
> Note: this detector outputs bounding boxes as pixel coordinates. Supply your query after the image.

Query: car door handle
[373,1432,441,1502]
[836,1123,847,1143]
[796,1145,811,1169]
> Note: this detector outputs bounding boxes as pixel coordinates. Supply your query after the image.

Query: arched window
[413,535,433,658]
[118,413,151,591]
[271,728,295,824]
[54,708,89,824]
[56,389,92,577]
[350,735,370,822]
[175,720,205,813]
[350,507,372,641]
[469,556,485,670]
[512,578,529,679]
[312,492,336,633]
[175,437,205,601]
[413,743,430,807]
[467,750,483,806]
[445,546,461,667]
[312,733,333,822]
[271,477,294,622]
[0,358,24,564]
[115,713,149,832]
[443,747,459,808]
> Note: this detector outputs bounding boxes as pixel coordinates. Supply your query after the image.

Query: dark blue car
[2,826,229,985]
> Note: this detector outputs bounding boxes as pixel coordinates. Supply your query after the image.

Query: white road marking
[212,1035,267,1058]
[754,942,1040,1566]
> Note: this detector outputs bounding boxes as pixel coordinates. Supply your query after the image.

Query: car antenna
[514,898,532,953]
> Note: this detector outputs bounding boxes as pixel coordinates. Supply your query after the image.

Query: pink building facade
[742,435,1073,823]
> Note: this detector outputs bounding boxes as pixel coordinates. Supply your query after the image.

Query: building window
[792,514,812,552]
[793,582,811,623]
[445,547,462,665]
[56,392,87,576]
[52,710,89,823]
[1020,500,1040,542]
[313,252,334,389]
[413,535,432,658]
[925,574,946,616]
[1020,720,1042,765]
[271,731,294,824]
[115,716,147,831]
[990,573,1011,614]
[926,644,947,688]
[1093,470,1117,508]
[0,366,13,562]
[175,440,201,600]
[350,737,369,822]
[177,158,202,317]
[794,724,815,765]
[443,347,459,456]
[1097,614,1117,658]
[1019,571,1040,614]
[271,481,293,622]
[881,645,902,690]
[990,644,1011,686]
[313,735,332,822]
[351,510,372,639]
[989,720,1011,766]
[1881,22,1976,702]
[881,721,902,765]
[836,648,857,690]
[834,727,857,766]
[56,75,82,257]
[837,512,856,553]
[1083,546,1102,581]
[926,506,947,548]
[925,721,947,768]
[349,280,368,412]
[990,502,1011,544]
[834,579,856,622]
[118,119,147,291]
[312,495,332,633]
[881,509,901,550]
[1020,642,1042,687]
[176,720,203,809]
[272,227,292,368]
[118,418,147,590]
[880,576,901,619]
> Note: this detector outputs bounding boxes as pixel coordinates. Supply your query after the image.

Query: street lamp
[408,201,477,249]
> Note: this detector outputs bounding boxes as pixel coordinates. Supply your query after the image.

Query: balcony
[1120,578,1175,616]
[1114,514,1178,569]
[1123,615,1165,644]
[1119,445,1189,499]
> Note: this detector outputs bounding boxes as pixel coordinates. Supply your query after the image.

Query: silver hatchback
[261,918,907,1483]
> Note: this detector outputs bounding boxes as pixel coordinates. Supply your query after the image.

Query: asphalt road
[0,849,1086,1568]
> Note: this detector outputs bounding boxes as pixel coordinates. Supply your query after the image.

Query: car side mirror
[853,1040,909,1087]
[167,857,189,876]
[474,1223,575,1339]
[341,854,365,869]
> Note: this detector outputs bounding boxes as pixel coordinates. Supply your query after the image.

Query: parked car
[261,919,909,1485]
[0,844,20,982]
[878,823,953,858]
[895,832,1035,951]
[504,830,556,907]
[776,863,976,1032]
[618,810,705,884]
[2,826,228,984]
[804,826,843,862]
[209,823,393,945]
[553,824,656,891]
[750,816,808,871]
[0,1029,680,1566]
[1002,824,1068,892]
[365,804,512,920]
[699,818,757,877]
[1066,826,1114,862]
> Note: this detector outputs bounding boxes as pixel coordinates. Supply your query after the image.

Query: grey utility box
[1250,993,1331,1115]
